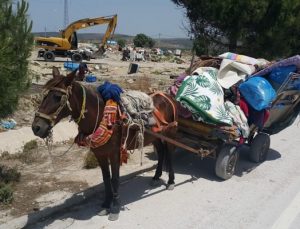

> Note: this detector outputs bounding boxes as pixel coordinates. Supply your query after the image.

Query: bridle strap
[35,84,88,127]
[35,86,72,127]
[74,84,87,124]
[35,112,56,126]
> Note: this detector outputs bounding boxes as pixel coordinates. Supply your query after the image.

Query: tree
[171,0,300,58]
[133,33,155,48]
[147,38,155,48]
[117,38,126,48]
[0,0,33,118]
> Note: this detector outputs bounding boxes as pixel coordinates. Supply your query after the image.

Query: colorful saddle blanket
[83,99,118,148]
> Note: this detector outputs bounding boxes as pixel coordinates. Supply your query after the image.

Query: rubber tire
[71,53,83,63]
[43,51,55,61]
[249,133,270,163]
[215,144,238,180]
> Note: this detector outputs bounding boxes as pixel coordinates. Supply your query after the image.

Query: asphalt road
[24,120,300,229]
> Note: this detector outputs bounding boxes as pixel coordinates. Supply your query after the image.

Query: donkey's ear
[52,67,60,78]
[65,69,78,86]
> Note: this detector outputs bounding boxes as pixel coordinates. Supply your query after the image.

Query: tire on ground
[249,133,270,163]
[215,144,238,180]
[71,53,83,63]
[43,51,55,61]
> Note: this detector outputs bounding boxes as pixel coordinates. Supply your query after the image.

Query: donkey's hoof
[166,184,175,191]
[150,179,163,187]
[98,208,109,216]
[108,213,119,221]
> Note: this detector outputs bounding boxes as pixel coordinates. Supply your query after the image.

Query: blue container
[239,76,276,111]
[64,62,79,71]
[85,74,97,82]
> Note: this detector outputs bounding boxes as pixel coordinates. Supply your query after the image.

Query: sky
[26,0,189,38]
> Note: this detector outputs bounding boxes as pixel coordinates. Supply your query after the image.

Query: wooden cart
[146,73,300,180]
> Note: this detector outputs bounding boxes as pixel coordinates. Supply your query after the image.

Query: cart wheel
[43,51,55,61]
[249,133,270,163]
[215,144,238,180]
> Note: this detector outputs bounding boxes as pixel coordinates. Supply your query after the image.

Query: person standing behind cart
[75,63,90,81]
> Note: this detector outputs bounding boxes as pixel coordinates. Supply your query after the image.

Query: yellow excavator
[35,14,118,62]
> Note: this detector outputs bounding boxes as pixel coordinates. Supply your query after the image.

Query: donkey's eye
[53,94,62,102]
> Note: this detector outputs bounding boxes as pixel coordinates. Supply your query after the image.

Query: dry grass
[83,151,98,169]
[23,140,38,153]
[0,140,42,164]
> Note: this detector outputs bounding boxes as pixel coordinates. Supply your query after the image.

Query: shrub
[83,151,98,169]
[0,183,13,204]
[0,165,21,183]
[23,140,38,153]
[0,164,21,204]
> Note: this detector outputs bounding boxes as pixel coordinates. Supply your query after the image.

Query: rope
[121,111,145,166]
[87,94,101,148]
[44,129,55,171]
[75,84,87,124]
[43,129,77,170]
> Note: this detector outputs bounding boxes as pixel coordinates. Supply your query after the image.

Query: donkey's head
[32,67,77,138]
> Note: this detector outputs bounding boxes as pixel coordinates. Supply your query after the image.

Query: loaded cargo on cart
[156,53,300,180]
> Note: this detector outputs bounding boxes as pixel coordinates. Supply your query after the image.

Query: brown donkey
[32,67,177,221]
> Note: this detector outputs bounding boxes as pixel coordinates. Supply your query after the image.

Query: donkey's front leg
[97,156,113,215]
[165,143,175,190]
[108,151,121,221]
[151,140,164,187]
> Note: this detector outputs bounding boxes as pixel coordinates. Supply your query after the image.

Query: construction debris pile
[121,47,185,64]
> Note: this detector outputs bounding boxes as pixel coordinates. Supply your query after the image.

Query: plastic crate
[64,62,79,71]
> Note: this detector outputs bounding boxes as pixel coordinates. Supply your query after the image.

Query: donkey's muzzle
[32,117,51,138]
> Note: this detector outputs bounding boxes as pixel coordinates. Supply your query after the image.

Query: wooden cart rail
[144,129,216,158]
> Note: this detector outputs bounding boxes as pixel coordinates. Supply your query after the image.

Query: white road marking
[272,190,300,229]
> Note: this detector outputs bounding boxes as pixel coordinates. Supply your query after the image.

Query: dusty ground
[0,141,156,224]
[20,121,300,229]
[0,49,190,223]
[7,50,189,128]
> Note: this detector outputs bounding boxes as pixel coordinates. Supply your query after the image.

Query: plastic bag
[269,65,296,84]
[239,77,276,111]
[0,119,17,129]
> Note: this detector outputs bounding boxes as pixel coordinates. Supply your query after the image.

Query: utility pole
[64,0,69,28]
[158,33,161,47]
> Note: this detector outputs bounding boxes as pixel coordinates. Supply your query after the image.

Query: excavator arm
[35,14,117,61]
[61,14,118,47]
[99,15,118,49]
